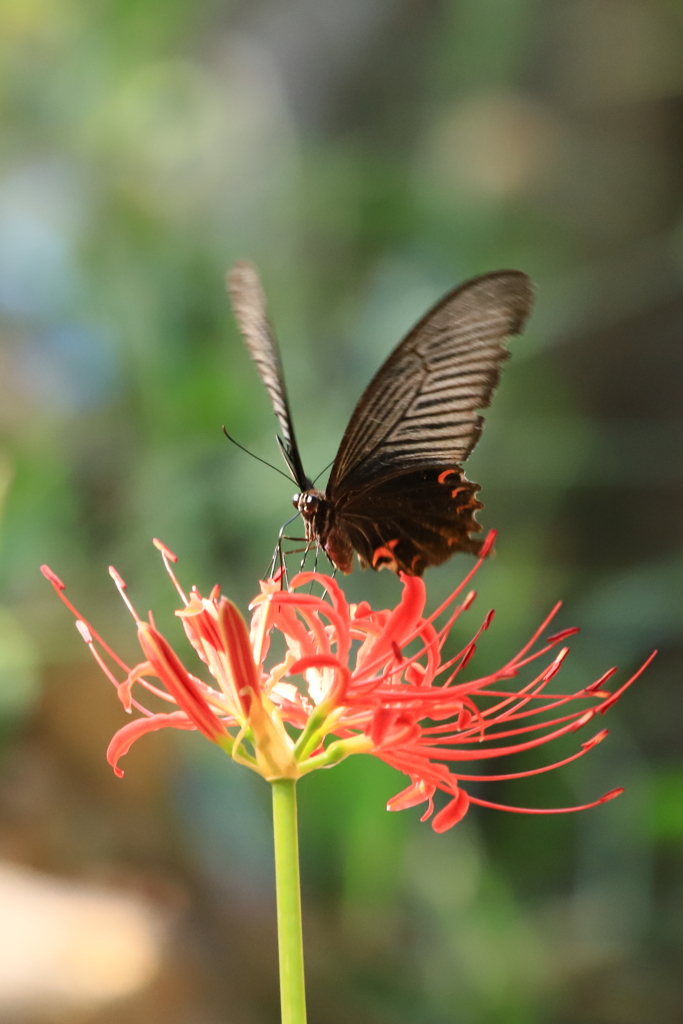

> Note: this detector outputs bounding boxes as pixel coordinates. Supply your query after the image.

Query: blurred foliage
[0,0,682,1021]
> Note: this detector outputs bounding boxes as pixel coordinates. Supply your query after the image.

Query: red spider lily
[40,531,654,832]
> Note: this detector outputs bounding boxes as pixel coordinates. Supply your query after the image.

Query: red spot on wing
[372,539,399,568]
[438,469,457,485]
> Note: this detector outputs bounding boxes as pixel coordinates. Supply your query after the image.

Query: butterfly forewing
[328,271,533,492]
[227,261,309,489]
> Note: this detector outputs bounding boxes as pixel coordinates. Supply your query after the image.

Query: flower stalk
[272,779,307,1024]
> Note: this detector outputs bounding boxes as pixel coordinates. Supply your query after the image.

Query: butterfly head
[293,491,320,514]
[293,487,333,543]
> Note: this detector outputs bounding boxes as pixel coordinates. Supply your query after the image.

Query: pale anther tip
[76,620,92,643]
[153,537,178,562]
[571,709,595,730]
[108,566,126,588]
[582,728,608,750]
[40,565,65,590]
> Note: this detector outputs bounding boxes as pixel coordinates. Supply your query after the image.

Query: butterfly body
[294,488,355,573]
[229,263,534,577]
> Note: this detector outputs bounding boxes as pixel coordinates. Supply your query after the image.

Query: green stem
[271,778,307,1024]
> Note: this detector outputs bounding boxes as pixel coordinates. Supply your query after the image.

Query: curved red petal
[387,780,436,812]
[107,711,196,777]
[137,623,228,740]
[366,574,426,668]
[288,653,350,703]
[432,788,470,832]
[290,572,351,661]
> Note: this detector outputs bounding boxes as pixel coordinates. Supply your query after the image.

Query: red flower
[41,531,654,831]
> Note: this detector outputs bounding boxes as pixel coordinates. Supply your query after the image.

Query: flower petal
[107,711,196,777]
[351,574,427,681]
[387,780,436,812]
[137,623,228,741]
[288,654,350,705]
[217,597,261,710]
[432,788,470,831]
[290,572,351,663]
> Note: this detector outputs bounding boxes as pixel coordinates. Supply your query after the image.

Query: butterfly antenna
[312,459,334,485]
[223,427,293,482]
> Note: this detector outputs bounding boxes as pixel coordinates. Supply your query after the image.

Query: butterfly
[228,262,533,576]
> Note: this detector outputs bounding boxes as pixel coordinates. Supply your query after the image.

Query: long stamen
[421,705,599,746]
[74,620,151,717]
[40,566,131,673]
[108,566,141,621]
[506,602,564,666]
[464,788,624,815]
[448,730,608,781]
[153,538,190,605]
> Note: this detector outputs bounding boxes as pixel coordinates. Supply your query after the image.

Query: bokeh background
[0,0,682,1021]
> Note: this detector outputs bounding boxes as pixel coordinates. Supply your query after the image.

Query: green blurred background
[0,0,681,1021]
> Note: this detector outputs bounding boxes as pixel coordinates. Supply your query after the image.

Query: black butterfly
[228,262,533,577]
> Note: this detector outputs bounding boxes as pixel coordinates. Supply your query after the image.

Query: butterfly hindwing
[327,466,483,575]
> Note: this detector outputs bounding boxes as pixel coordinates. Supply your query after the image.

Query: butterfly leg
[266,544,281,583]
[267,513,300,583]
[280,536,308,559]
[298,540,314,575]
[305,542,324,592]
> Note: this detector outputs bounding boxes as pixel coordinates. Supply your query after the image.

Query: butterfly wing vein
[328,271,533,492]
